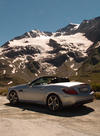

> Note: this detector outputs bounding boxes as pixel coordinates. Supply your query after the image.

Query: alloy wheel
[9,91,19,104]
[47,95,60,111]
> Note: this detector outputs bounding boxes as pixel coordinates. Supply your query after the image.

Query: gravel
[0,96,100,136]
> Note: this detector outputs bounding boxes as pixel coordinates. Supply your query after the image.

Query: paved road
[0,96,100,136]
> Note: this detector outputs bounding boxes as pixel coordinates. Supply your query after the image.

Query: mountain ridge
[0,16,100,86]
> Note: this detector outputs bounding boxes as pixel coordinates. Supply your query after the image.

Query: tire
[8,91,19,105]
[47,94,62,111]
[78,104,84,107]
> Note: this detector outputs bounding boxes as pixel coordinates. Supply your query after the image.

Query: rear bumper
[61,92,94,107]
[74,97,94,106]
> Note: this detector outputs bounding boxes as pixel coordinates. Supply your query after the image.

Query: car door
[21,78,46,104]
[24,85,45,103]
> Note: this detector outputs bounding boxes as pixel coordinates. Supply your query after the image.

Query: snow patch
[38,70,40,74]
[9,36,53,53]
[3,70,6,74]
[12,55,29,69]
[13,56,28,63]
[73,24,80,30]
[69,57,73,61]
[9,64,13,67]
[8,81,13,85]
[0,47,3,55]
[12,67,16,74]
[0,57,4,59]
[70,64,78,71]
[70,64,74,68]
[4,31,93,66]
[53,33,93,57]
[95,42,100,48]
[41,62,57,75]
[76,72,78,76]
[35,73,38,77]
[74,68,78,71]
[60,51,67,54]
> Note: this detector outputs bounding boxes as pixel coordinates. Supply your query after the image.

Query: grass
[91,83,100,92]
[94,92,100,99]
[0,87,8,96]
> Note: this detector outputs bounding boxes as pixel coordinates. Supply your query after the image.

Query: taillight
[62,88,78,95]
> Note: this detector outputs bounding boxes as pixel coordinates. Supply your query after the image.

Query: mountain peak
[57,23,80,34]
[92,16,100,21]
[76,16,100,42]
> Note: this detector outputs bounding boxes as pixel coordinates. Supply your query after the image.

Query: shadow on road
[5,102,94,117]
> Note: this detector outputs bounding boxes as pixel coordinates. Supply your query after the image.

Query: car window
[30,76,70,86]
[31,78,44,86]
[31,78,50,86]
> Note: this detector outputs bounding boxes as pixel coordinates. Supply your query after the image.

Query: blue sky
[0,0,100,45]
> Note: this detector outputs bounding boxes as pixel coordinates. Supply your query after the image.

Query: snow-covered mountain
[0,16,100,86]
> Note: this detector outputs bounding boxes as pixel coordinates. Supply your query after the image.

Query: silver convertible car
[7,76,94,111]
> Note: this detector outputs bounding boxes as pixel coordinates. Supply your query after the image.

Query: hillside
[76,42,100,84]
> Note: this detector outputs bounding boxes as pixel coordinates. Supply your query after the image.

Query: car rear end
[61,83,94,107]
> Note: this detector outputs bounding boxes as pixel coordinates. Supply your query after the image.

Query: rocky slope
[77,41,100,84]
[0,16,100,86]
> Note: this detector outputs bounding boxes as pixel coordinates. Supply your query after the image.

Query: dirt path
[0,96,100,136]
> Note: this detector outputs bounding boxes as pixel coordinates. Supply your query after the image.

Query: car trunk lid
[75,84,91,94]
